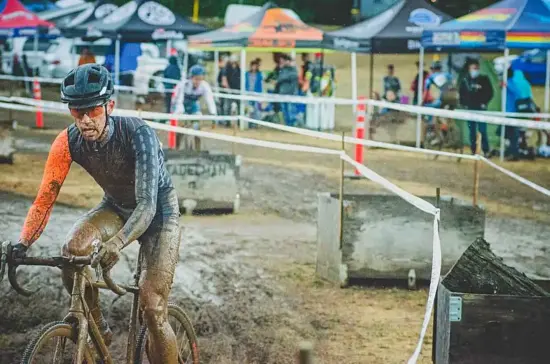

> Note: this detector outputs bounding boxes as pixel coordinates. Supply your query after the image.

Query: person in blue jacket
[505,68,534,161]
[245,59,263,122]
[163,55,181,113]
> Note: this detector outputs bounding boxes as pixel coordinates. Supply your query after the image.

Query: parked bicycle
[0,240,199,364]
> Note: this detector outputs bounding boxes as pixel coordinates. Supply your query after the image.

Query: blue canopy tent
[421,0,550,160]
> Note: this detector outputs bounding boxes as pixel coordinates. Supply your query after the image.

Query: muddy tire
[20,321,95,364]
[135,303,199,364]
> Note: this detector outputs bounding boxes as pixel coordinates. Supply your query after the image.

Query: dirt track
[0,107,549,363]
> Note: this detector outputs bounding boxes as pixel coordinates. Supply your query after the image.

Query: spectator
[265,52,283,117]
[411,61,431,105]
[300,53,312,92]
[505,68,535,161]
[383,64,401,102]
[245,59,263,121]
[276,54,299,126]
[162,55,181,113]
[221,54,241,115]
[78,47,96,66]
[459,59,494,156]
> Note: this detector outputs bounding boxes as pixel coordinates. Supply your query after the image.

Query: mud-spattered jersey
[20,116,177,246]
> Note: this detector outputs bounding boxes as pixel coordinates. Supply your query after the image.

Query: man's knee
[62,221,101,257]
[139,273,171,327]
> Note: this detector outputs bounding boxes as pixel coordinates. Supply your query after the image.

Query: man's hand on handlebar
[11,242,29,260]
[91,235,125,272]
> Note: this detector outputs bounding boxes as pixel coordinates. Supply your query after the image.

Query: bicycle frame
[51,251,143,364]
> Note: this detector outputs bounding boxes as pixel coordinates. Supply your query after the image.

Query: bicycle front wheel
[135,303,199,364]
[20,321,95,364]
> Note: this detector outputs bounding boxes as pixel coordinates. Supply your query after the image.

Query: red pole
[33,78,43,129]
[168,87,177,149]
[354,96,366,175]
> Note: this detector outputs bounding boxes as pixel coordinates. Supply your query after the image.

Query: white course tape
[2,96,548,199]
[2,73,548,130]
[240,116,479,161]
[481,157,550,197]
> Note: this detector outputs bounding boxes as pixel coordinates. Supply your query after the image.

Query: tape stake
[33,79,43,129]
[168,119,177,149]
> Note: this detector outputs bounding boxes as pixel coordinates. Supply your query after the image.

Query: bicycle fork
[64,267,113,364]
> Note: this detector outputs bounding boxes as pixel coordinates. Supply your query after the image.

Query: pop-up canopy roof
[323,0,452,53]
[63,0,207,41]
[188,2,324,51]
[422,0,550,50]
[0,0,58,37]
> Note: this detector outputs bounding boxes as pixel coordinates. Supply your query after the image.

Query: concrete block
[316,193,485,285]
[164,150,241,214]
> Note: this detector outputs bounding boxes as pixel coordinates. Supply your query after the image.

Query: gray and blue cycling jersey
[425,72,454,95]
[172,79,217,115]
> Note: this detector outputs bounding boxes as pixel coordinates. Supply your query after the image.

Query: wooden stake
[473,132,481,207]
[298,342,314,364]
[339,132,345,250]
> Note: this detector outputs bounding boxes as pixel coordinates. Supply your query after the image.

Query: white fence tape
[2,96,549,198]
[3,73,549,131]
[240,116,479,161]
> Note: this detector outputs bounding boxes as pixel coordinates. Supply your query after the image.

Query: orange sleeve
[19,130,72,246]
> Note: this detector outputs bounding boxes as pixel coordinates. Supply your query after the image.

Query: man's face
[70,100,114,142]
[469,64,480,73]
[191,75,203,88]
[388,67,394,76]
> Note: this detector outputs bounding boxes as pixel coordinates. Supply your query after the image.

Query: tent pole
[33,33,38,77]
[351,52,357,104]
[545,49,550,114]
[239,48,246,130]
[499,47,509,162]
[368,51,374,99]
[214,50,219,92]
[114,36,120,100]
[416,46,424,148]
[166,40,172,58]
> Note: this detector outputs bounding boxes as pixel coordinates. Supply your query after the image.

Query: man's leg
[468,121,478,154]
[139,196,181,364]
[61,201,125,346]
[478,122,490,154]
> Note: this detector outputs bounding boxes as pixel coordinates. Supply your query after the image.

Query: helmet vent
[64,73,75,87]
[88,71,101,85]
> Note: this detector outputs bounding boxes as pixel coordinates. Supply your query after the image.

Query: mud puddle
[0,192,318,363]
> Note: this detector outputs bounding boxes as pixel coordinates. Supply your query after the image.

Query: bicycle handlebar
[1,240,126,297]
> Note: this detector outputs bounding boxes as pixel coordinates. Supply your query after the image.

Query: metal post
[299,342,314,364]
[500,48,509,162]
[213,50,219,91]
[368,51,374,99]
[166,39,172,58]
[473,132,481,207]
[114,36,121,99]
[351,52,357,105]
[416,46,425,148]
[545,49,550,114]
[33,33,38,77]
[239,48,246,130]
[182,51,189,79]
[339,132,345,250]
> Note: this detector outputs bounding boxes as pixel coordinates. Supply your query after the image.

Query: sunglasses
[69,105,105,119]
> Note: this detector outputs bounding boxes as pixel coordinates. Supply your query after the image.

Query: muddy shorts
[70,189,181,275]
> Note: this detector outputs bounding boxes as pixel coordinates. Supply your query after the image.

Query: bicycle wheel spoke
[52,336,67,364]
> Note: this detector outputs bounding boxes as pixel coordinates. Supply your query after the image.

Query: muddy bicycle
[0,240,199,364]
[422,104,464,162]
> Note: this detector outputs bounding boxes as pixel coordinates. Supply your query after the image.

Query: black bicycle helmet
[61,64,114,109]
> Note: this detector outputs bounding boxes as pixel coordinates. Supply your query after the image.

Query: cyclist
[171,63,217,151]
[423,61,458,113]
[11,64,181,364]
